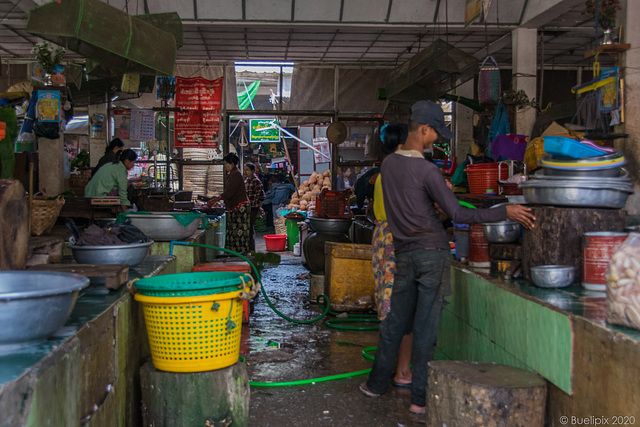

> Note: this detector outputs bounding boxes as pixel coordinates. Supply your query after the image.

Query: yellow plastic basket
[134,289,245,373]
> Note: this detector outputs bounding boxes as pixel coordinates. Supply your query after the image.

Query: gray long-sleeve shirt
[381,152,507,253]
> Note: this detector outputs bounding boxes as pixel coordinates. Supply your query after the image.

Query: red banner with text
[174,76,222,148]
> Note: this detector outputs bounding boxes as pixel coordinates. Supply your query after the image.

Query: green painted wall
[437,267,573,394]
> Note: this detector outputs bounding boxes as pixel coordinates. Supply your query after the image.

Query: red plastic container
[582,232,628,292]
[469,224,490,267]
[465,163,509,195]
[193,261,253,323]
[264,234,287,252]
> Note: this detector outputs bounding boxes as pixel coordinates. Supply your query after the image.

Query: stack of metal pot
[519,138,633,208]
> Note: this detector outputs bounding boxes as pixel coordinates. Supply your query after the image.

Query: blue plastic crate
[543,136,608,159]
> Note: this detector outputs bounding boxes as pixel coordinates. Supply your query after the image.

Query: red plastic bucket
[264,234,287,252]
[582,231,628,291]
[469,224,490,267]
[465,163,509,195]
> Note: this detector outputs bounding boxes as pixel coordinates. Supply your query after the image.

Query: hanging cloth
[478,56,501,104]
[487,99,511,144]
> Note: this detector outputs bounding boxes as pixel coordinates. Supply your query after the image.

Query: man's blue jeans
[365,248,450,407]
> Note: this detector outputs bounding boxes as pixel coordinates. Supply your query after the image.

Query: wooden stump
[140,360,250,427]
[522,206,626,281]
[0,179,28,270]
[427,361,547,427]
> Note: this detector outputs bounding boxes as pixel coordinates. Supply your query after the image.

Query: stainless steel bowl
[541,166,623,177]
[0,271,89,345]
[307,217,353,234]
[482,220,521,243]
[125,213,201,241]
[68,240,154,266]
[520,180,633,208]
[533,168,629,182]
[531,265,575,288]
[542,151,623,163]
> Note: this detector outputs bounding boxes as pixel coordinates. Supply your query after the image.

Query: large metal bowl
[531,265,575,288]
[520,180,633,208]
[307,217,353,234]
[482,220,521,243]
[125,213,201,241]
[0,271,89,345]
[68,240,154,266]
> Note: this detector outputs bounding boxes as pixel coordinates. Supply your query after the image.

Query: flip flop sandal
[409,405,426,415]
[392,380,412,389]
[359,382,381,398]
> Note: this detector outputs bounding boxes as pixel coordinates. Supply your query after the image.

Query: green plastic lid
[135,271,252,297]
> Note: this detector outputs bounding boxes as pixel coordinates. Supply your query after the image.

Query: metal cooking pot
[68,240,154,266]
[530,265,575,288]
[307,217,353,234]
[0,271,89,345]
[482,220,521,243]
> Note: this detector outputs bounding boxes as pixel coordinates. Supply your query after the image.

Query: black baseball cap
[410,101,453,139]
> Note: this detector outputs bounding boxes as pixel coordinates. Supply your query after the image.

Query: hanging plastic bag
[606,233,640,330]
[478,56,501,104]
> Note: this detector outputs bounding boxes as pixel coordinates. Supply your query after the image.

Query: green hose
[170,241,331,324]
[240,349,377,387]
[169,241,382,386]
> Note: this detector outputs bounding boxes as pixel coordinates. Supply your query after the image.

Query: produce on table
[606,233,640,330]
[288,170,330,212]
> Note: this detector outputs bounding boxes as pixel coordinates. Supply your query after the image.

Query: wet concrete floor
[242,238,426,426]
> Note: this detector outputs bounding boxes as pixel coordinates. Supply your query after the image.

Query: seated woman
[85,148,137,213]
[92,138,124,177]
[336,166,355,191]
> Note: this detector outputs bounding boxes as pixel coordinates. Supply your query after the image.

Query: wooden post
[0,179,29,269]
[427,361,547,427]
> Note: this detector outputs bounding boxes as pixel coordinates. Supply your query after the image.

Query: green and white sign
[250,119,280,143]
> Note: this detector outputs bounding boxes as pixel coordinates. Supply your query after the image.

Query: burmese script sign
[174,76,223,148]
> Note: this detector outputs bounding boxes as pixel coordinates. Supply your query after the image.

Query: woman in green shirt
[85,149,137,212]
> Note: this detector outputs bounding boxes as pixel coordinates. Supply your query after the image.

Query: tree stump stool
[140,360,250,427]
[427,361,547,427]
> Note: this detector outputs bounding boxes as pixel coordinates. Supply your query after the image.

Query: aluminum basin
[68,240,154,267]
[125,213,201,241]
[0,271,89,345]
[307,217,353,234]
[520,180,633,208]
[482,220,521,243]
[531,265,575,288]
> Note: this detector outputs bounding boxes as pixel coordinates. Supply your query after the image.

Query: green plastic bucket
[134,271,253,297]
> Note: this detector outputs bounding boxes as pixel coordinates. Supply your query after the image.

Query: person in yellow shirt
[370,123,413,388]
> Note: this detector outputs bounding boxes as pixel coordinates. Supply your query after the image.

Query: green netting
[135,272,252,297]
[26,0,178,76]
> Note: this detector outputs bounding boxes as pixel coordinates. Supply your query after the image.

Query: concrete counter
[442,264,640,424]
[0,255,176,426]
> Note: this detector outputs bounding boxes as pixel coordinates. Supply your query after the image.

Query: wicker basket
[30,196,65,236]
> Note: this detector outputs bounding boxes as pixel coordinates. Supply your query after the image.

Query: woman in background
[207,153,251,253]
[85,148,137,213]
[92,138,124,177]
[336,166,355,191]
[243,162,265,251]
